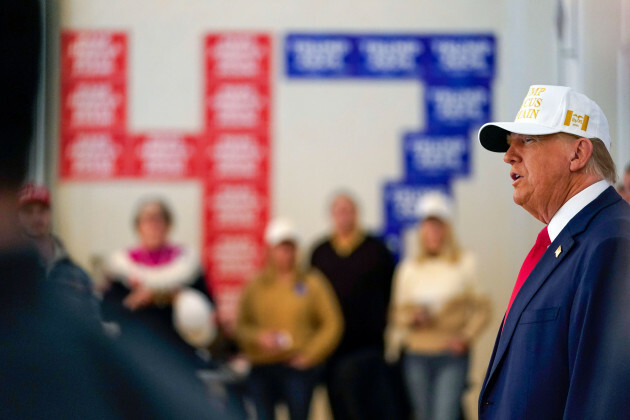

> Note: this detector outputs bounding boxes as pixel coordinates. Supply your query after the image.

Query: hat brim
[478,122,560,152]
[268,237,298,246]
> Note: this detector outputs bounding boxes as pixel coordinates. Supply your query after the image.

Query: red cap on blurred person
[19,183,50,208]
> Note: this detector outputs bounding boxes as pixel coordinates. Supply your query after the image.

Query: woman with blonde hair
[386,192,491,420]
[236,218,343,420]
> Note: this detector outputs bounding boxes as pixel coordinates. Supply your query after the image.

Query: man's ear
[569,137,593,172]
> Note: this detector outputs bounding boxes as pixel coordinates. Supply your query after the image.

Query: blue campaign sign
[383,179,451,228]
[356,35,425,78]
[424,81,492,130]
[285,34,356,78]
[403,129,471,180]
[424,34,496,82]
[381,224,404,262]
[285,33,496,81]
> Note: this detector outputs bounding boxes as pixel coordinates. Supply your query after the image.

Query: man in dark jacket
[311,192,400,420]
[18,183,101,320]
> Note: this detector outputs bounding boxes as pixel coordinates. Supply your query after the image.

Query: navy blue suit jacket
[479,187,630,419]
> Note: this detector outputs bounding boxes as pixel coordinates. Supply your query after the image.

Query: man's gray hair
[586,137,617,184]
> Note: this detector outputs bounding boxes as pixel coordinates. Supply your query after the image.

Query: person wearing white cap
[236,218,343,420]
[386,192,491,420]
[477,85,630,419]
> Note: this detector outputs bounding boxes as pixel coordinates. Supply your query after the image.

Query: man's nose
[503,143,519,164]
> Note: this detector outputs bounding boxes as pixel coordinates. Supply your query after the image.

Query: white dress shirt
[547,179,610,242]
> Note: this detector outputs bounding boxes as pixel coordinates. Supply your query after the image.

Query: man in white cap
[477,85,630,419]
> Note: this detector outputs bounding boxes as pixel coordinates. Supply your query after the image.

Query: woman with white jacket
[386,192,491,420]
[103,198,216,367]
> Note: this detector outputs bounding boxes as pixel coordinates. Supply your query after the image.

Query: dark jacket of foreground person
[479,187,630,419]
[0,248,239,420]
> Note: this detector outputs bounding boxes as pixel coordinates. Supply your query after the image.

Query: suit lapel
[486,234,575,381]
[483,186,622,389]
[479,320,503,407]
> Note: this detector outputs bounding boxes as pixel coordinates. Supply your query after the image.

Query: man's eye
[523,137,535,144]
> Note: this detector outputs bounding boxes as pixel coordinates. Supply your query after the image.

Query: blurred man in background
[619,163,630,203]
[477,85,630,419]
[18,183,100,320]
[310,192,400,420]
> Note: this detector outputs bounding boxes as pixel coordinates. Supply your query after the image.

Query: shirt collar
[547,179,610,242]
[330,229,365,257]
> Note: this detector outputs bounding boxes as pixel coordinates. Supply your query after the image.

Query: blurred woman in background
[386,192,491,420]
[236,218,343,420]
[103,198,216,368]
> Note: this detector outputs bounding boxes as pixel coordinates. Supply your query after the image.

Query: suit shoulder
[585,200,630,242]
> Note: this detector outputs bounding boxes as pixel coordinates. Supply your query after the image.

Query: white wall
[50,0,625,417]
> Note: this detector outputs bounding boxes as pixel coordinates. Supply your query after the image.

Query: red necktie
[503,226,551,327]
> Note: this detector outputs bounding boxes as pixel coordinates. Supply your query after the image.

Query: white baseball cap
[479,85,611,152]
[265,218,299,246]
[416,191,452,222]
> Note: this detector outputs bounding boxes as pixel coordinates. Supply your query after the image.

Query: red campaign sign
[203,231,266,285]
[201,33,272,326]
[60,131,127,179]
[203,131,270,182]
[207,278,259,326]
[203,229,266,324]
[205,34,271,81]
[205,81,270,131]
[130,132,201,179]
[203,181,270,233]
[61,31,127,81]
[61,80,126,132]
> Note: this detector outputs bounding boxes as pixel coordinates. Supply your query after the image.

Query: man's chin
[512,191,524,206]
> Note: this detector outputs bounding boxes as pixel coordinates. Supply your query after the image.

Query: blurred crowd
[11,181,498,420]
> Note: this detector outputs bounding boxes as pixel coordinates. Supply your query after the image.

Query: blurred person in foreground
[103,198,217,368]
[236,219,343,420]
[17,183,100,320]
[618,163,630,203]
[0,2,236,419]
[310,192,400,420]
[386,192,491,420]
[477,85,630,419]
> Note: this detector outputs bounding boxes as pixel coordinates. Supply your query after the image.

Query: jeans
[326,348,402,420]
[247,363,320,420]
[403,352,469,420]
